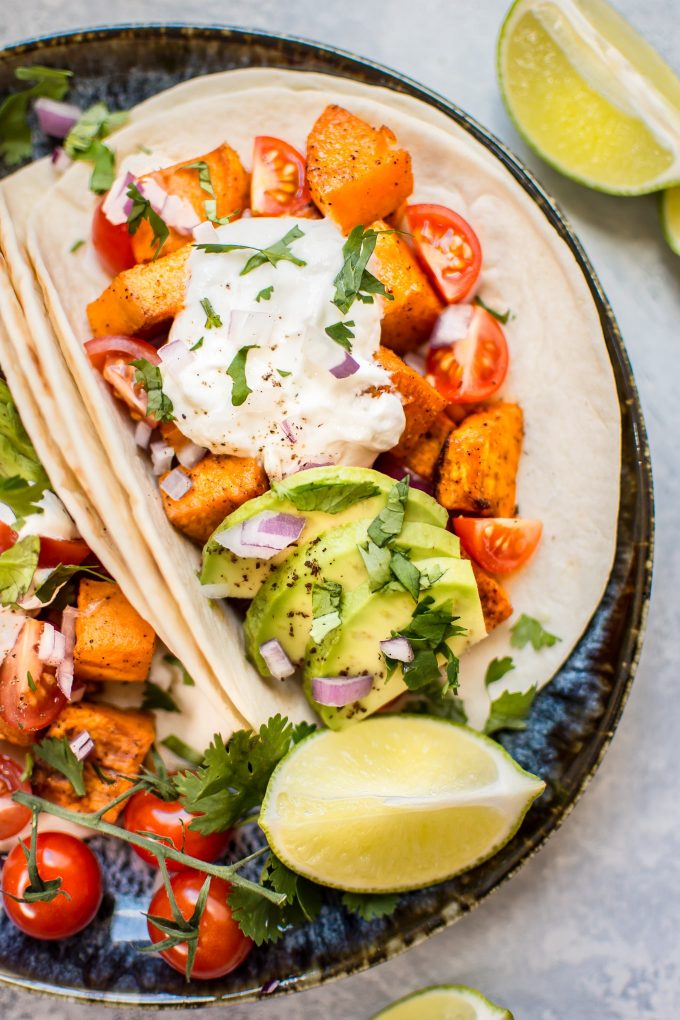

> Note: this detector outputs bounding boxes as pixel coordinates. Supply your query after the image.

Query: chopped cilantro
[332,225,394,315]
[386,596,466,694]
[0,535,39,606]
[256,286,274,303]
[64,102,129,193]
[69,239,85,253]
[141,680,181,713]
[195,224,306,275]
[399,681,468,724]
[0,66,72,166]
[181,159,234,225]
[33,735,86,796]
[228,853,323,946]
[130,358,174,422]
[26,671,37,693]
[125,182,169,260]
[34,564,110,605]
[0,476,44,521]
[367,477,409,548]
[276,478,380,514]
[474,294,511,324]
[276,368,292,378]
[200,297,222,329]
[389,549,421,601]
[358,539,392,591]
[324,320,355,352]
[227,345,258,406]
[341,891,399,921]
[485,686,537,735]
[510,615,560,651]
[160,735,204,766]
[189,337,204,351]
[484,656,515,686]
[163,652,195,686]
[310,581,342,643]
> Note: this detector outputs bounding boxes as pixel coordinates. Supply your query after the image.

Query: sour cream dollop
[161,216,405,479]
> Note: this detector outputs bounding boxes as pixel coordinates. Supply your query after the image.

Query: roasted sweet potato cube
[435,404,523,516]
[374,346,447,458]
[371,221,442,354]
[131,144,249,262]
[306,105,413,233]
[404,412,452,480]
[466,556,513,632]
[32,702,155,821]
[87,244,190,338]
[161,454,269,544]
[74,579,156,682]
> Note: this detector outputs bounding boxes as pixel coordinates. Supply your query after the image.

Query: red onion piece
[261,979,280,996]
[50,146,72,174]
[35,97,80,138]
[38,623,67,667]
[69,730,94,761]
[380,637,414,663]
[160,468,193,501]
[330,352,360,379]
[135,420,153,450]
[150,439,174,476]
[177,442,207,470]
[162,193,201,234]
[374,454,433,495]
[158,339,193,373]
[311,674,373,706]
[430,304,474,350]
[403,350,427,374]
[56,607,78,699]
[280,419,296,444]
[259,639,295,680]
[102,170,137,226]
[215,510,305,559]
[137,178,167,215]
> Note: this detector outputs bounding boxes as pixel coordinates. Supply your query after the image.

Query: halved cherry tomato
[251,136,313,216]
[92,198,135,277]
[406,203,482,303]
[38,537,90,569]
[453,517,543,574]
[147,871,252,980]
[0,520,17,553]
[124,790,230,870]
[0,619,66,733]
[85,336,160,420]
[2,832,102,939]
[0,754,31,839]
[426,306,508,404]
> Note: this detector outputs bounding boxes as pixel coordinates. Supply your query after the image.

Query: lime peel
[371,983,513,1020]
[661,187,680,255]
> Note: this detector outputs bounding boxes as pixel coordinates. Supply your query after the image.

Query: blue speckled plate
[0,24,653,1008]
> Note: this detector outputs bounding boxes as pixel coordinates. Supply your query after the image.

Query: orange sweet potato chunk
[463,554,513,632]
[306,105,413,233]
[74,579,156,682]
[404,412,452,480]
[131,143,249,262]
[371,220,443,354]
[161,454,269,544]
[374,346,447,458]
[87,244,190,337]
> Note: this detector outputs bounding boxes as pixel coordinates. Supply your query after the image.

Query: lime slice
[259,716,544,893]
[497,0,680,194]
[661,187,680,254]
[372,984,513,1020]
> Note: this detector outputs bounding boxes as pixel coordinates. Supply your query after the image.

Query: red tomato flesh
[124,790,230,870]
[426,305,509,404]
[406,203,482,303]
[251,136,312,216]
[147,871,252,980]
[85,336,160,421]
[38,536,90,569]
[0,755,31,839]
[0,619,66,733]
[2,832,102,939]
[92,198,135,277]
[453,517,543,574]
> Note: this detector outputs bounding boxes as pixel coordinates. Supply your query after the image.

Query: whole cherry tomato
[124,790,230,870]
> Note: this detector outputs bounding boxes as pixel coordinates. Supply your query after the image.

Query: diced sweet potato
[74,579,156,682]
[370,220,443,353]
[161,454,269,544]
[87,244,190,338]
[306,105,413,233]
[131,144,249,262]
[435,403,523,516]
[32,702,155,821]
[404,412,452,480]
[465,555,513,632]
[374,346,447,458]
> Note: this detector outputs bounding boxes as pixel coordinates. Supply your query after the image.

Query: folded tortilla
[1,69,620,729]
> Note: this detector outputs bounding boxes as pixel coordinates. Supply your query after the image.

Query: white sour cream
[16,489,79,542]
[162,216,405,479]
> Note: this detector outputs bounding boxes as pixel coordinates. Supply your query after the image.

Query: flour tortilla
[13,69,619,729]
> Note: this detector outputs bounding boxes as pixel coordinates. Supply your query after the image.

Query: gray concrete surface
[1,1,679,1017]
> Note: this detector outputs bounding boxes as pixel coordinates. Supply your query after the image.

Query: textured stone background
[1,1,679,1017]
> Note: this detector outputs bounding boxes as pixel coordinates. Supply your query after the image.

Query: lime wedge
[259,716,544,893]
[497,0,680,194]
[372,985,513,1020]
[661,187,680,254]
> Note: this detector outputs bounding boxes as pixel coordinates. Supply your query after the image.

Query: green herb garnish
[0,535,39,606]
[510,615,560,651]
[0,476,44,522]
[324,320,355,352]
[130,358,174,422]
[484,656,515,686]
[331,225,394,314]
[64,102,128,193]
[195,224,306,275]
[275,478,380,514]
[367,477,409,548]
[181,159,234,225]
[160,735,204,767]
[309,580,343,643]
[0,66,72,166]
[142,681,181,714]
[126,182,169,260]
[341,891,400,921]
[474,295,511,324]
[485,686,537,735]
[226,345,258,406]
[0,379,50,489]
[69,239,85,253]
[385,596,466,694]
[256,286,274,303]
[34,565,110,605]
[163,652,195,686]
[33,736,87,796]
[200,297,222,329]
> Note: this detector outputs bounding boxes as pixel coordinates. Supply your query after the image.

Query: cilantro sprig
[385,596,466,695]
[510,614,560,651]
[195,225,306,275]
[33,735,87,796]
[64,101,129,193]
[126,183,169,260]
[0,66,72,166]
[332,225,394,315]
[130,358,174,422]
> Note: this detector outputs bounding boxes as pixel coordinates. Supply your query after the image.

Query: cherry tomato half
[38,537,90,569]
[453,517,543,574]
[92,198,135,277]
[147,872,252,980]
[0,754,31,839]
[0,520,17,554]
[251,136,313,216]
[2,832,102,939]
[426,305,509,404]
[124,790,230,870]
[0,619,66,734]
[85,336,161,420]
[406,203,482,303]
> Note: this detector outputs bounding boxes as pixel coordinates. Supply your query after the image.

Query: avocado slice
[304,556,486,730]
[200,466,448,599]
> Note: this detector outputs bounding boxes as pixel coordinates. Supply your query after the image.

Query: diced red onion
[56,607,78,700]
[293,461,334,474]
[150,439,174,476]
[330,352,360,379]
[261,979,280,996]
[229,309,274,346]
[193,221,219,245]
[215,510,305,559]
[430,304,474,350]
[70,683,86,703]
[177,442,207,469]
[102,170,136,226]
[35,97,80,138]
[135,420,153,450]
[380,637,414,663]
[162,193,201,234]
[311,675,373,706]
[259,639,295,680]
[158,339,193,373]
[50,146,72,174]
[374,454,433,495]
[160,468,193,501]
[137,178,167,215]
[69,730,95,761]
[280,419,296,444]
[403,350,427,374]
[38,622,67,667]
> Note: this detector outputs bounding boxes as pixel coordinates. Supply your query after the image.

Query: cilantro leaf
[485,686,537,735]
[160,735,204,766]
[195,225,306,275]
[0,66,72,166]
[125,182,169,259]
[0,379,50,488]
[182,159,235,225]
[63,102,128,193]
[130,358,174,422]
[276,478,380,514]
[69,239,85,253]
[291,720,316,744]
[33,735,86,796]
[200,297,222,329]
[0,535,39,605]
[34,564,110,605]
[141,681,180,713]
[332,225,394,315]
[474,295,511,324]
[256,286,274,303]
[324,320,355,352]
[190,337,204,351]
[367,477,409,548]
[510,615,560,651]
[227,345,258,407]
[163,652,195,686]
[389,549,421,601]
[176,714,297,834]
[0,476,44,521]
[228,853,323,945]
[227,885,287,946]
[389,596,466,692]
[358,539,392,591]
[276,368,291,378]
[310,580,342,643]
[484,656,515,686]
[341,891,399,921]
[400,681,468,723]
